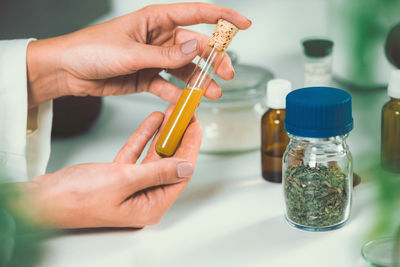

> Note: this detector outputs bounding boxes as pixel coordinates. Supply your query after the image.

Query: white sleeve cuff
[26,100,53,179]
[0,39,53,182]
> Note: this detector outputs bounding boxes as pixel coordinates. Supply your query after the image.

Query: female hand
[4,108,202,228]
[27,3,251,107]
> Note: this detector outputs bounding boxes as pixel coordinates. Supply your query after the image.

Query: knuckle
[140,4,156,14]
[155,168,163,186]
[154,160,177,184]
[134,130,151,142]
[160,47,173,65]
[120,164,133,180]
[160,46,182,69]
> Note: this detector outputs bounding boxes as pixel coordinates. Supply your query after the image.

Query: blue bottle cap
[285,87,353,138]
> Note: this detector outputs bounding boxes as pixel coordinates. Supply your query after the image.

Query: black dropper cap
[385,22,400,69]
[302,38,334,58]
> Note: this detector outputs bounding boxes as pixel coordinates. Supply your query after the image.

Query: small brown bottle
[381,70,400,173]
[261,79,292,182]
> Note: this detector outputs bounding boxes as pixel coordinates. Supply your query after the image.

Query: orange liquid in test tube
[155,88,204,157]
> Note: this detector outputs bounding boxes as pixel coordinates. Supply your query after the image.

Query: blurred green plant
[358,155,400,266]
[331,0,400,88]
[366,164,400,239]
[349,0,399,82]
[0,185,44,267]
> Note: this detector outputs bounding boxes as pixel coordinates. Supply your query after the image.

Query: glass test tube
[156,19,239,157]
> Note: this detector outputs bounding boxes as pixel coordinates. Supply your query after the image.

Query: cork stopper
[208,19,239,52]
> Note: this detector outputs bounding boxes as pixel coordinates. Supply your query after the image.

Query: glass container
[302,38,334,87]
[283,87,354,231]
[261,79,292,183]
[198,62,273,154]
[381,70,400,173]
[362,237,395,267]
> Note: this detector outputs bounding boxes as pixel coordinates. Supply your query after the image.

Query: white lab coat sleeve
[0,39,53,183]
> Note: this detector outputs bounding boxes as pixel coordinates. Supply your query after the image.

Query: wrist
[27,39,67,108]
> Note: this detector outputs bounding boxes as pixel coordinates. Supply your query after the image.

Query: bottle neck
[389,97,400,102]
[288,134,348,144]
[304,54,332,63]
[267,107,285,110]
[266,103,286,110]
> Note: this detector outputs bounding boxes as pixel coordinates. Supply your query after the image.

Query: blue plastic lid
[285,87,353,138]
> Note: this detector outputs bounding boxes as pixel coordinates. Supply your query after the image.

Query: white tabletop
[42,83,389,267]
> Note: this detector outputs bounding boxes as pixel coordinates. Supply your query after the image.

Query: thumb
[137,39,199,69]
[124,158,194,193]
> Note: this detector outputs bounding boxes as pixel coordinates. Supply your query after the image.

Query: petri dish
[362,238,395,267]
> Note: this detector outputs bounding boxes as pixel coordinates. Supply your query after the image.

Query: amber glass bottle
[381,70,400,173]
[261,79,292,182]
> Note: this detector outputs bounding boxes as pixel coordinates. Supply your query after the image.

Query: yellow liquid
[156,88,204,157]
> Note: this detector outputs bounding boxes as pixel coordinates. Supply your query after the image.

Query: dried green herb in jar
[284,163,349,227]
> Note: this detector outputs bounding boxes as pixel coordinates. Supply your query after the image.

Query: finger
[143,105,176,163]
[174,28,235,80]
[192,112,198,122]
[114,112,164,163]
[122,180,188,227]
[116,69,220,103]
[141,3,252,30]
[132,39,199,70]
[130,122,203,217]
[174,121,203,164]
[167,63,222,100]
[104,72,183,104]
[100,68,160,96]
[123,158,194,193]
[145,75,183,104]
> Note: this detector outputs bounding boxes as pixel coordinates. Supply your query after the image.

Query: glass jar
[169,52,274,154]
[198,62,273,154]
[283,87,354,231]
[302,38,334,87]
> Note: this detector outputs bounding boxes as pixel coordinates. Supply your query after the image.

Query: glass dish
[362,238,394,267]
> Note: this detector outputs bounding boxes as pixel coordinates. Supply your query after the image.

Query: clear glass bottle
[302,38,334,87]
[381,70,400,173]
[156,19,239,157]
[261,79,292,183]
[283,87,354,231]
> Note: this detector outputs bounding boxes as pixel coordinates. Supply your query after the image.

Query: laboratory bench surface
[43,85,389,267]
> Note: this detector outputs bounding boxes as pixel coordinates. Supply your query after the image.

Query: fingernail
[181,39,198,55]
[246,17,252,25]
[177,162,194,178]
